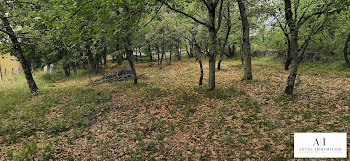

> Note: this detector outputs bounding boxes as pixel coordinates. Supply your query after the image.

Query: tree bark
[192,31,204,86]
[284,0,299,95]
[285,38,292,70]
[125,38,138,84]
[218,3,231,70]
[208,24,217,91]
[238,0,253,80]
[344,32,350,67]
[177,41,182,61]
[168,50,172,65]
[103,47,107,65]
[160,44,165,69]
[0,11,38,93]
[85,45,96,72]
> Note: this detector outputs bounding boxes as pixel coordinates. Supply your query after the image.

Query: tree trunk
[217,44,224,70]
[285,38,292,70]
[285,36,299,94]
[157,46,160,65]
[160,44,165,69]
[186,44,190,57]
[0,12,38,93]
[139,47,142,62]
[199,59,204,86]
[63,65,70,77]
[177,42,182,61]
[238,0,253,80]
[85,45,96,72]
[168,51,172,65]
[284,0,299,95]
[148,45,153,63]
[344,32,350,67]
[103,47,107,65]
[207,27,217,91]
[94,54,101,74]
[125,38,137,84]
[73,62,77,75]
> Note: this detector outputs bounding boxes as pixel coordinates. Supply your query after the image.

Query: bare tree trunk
[218,3,231,70]
[160,44,165,69]
[284,0,299,95]
[177,41,182,61]
[238,0,253,80]
[285,38,292,70]
[125,38,137,84]
[0,11,38,93]
[285,36,299,94]
[186,44,190,57]
[208,27,217,91]
[344,32,350,67]
[199,59,204,85]
[103,47,107,65]
[192,31,204,86]
[168,50,172,65]
[218,42,224,70]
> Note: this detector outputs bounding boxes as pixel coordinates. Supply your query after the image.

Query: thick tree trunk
[238,0,253,80]
[0,12,38,93]
[344,32,350,67]
[125,38,137,84]
[208,27,217,91]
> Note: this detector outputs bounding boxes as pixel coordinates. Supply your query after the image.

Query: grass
[0,57,349,160]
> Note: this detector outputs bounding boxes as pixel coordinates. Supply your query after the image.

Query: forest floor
[0,57,349,160]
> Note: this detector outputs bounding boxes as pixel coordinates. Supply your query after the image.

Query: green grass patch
[0,86,112,143]
[300,59,350,77]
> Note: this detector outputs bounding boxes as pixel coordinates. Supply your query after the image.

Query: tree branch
[157,0,209,27]
[215,0,224,33]
[69,0,94,19]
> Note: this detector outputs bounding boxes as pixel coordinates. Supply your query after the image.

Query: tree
[282,0,337,94]
[158,0,224,91]
[237,0,253,80]
[0,1,39,93]
[217,1,233,70]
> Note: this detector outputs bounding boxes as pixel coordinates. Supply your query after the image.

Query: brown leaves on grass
[1,59,350,160]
